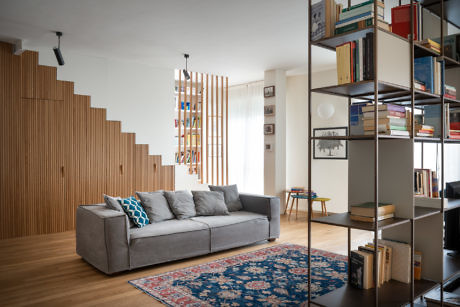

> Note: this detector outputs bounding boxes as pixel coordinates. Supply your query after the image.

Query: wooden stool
[283,189,304,215]
[312,197,330,216]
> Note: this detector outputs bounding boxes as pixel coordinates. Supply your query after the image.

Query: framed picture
[264,105,275,116]
[264,86,275,98]
[313,127,348,159]
[264,124,275,135]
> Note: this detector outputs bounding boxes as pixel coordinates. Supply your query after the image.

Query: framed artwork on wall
[264,105,275,116]
[313,127,348,159]
[264,124,275,135]
[264,86,275,98]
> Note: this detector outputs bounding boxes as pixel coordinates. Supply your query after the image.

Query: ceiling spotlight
[53,31,65,66]
[182,54,190,80]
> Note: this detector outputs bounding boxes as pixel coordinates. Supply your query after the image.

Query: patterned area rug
[129,243,347,306]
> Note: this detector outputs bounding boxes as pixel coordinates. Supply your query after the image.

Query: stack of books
[419,38,440,54]
[290,187,305,193]
[302,190,317,199]
[391,3,422,41]
[414,56,444,95]
[445,84,457,100]
[350,103,366,135]
[361,103,409,136]
[311,0,342,41]
[350,239,419,290]
[350,202,395,222]
[414,80,426,91]
[336,32,374,85]
[414,124,434,137]
[335,0,388,35]
[414,168,439,198]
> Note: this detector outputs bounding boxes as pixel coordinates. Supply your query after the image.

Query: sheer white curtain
[228,82,264,194]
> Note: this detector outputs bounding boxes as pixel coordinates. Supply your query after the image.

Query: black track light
[53,32,65,66]
[182,54,190,80]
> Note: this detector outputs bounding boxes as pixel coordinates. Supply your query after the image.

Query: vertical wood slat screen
[0,42,175,239]
[175,70,228,185]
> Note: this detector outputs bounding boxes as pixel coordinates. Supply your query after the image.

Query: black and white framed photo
[264,124,275,135]
[264,86,275,98]
[313,127,348,159]
[264,105,275,116]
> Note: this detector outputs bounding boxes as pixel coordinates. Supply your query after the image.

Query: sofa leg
[268,238,276,242]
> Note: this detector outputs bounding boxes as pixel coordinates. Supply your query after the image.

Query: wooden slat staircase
[0,42,174,239]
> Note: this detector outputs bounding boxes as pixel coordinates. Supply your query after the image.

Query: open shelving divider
[307,0,460,306]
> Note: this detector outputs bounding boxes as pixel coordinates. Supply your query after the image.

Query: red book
[391,4,418,40]
[449,135,460,139]
[451,122,460,130]
[445,94,456,99]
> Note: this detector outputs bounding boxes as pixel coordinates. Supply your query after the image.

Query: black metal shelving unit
[307,0,460,306]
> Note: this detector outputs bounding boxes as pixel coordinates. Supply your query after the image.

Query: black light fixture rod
[56,31,62,49]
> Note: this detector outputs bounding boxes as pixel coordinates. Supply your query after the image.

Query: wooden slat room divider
[0,42,175,239]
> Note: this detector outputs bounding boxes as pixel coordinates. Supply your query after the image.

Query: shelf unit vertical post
[200,73,204,183]
[184,74,188,168]
[211,75,214,185]
[225,76,229,185]
[189,72,194,173]
[307,0,312,305]
[221,76,224,185]
[215,75,219,185]
[409,0,415,305]
[372,0,380,304]
[195,72,199,176]
[440,0,445,304]
[206,75,209,184]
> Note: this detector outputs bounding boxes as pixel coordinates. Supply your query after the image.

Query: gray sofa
[76,193,280,274]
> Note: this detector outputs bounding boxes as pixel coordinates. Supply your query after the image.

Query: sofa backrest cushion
[119,196,150,228]
[136,191,175,223]
[192,191,229,216]
[164,190,196,219]
[208,184,243,212]
[104,194,135,228]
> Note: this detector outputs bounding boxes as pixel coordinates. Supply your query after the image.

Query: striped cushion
[119,196,149,228]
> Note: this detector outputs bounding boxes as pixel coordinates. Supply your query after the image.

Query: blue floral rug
[129,243,347,306]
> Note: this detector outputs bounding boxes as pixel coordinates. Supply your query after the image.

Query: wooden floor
[0,212,371,306]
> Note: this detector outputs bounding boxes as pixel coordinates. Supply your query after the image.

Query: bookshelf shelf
[311,279,438,307]
[414,206,440,220]
[312,212,409,231]
[444,249,460,282]
[420,0,460,28]
[414,137,441,143]
[445,199,460,211]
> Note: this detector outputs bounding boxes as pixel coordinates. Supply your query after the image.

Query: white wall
[286,70,348,213]
[29,45,176,165]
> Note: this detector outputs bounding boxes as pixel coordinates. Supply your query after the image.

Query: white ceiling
[0,0,335,85]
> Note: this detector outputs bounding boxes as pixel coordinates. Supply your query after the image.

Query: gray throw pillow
[136,191,175,223]
[164,190,196,219]
[104,194,135,228]
[208,184,243,211]
[192,191,229,216]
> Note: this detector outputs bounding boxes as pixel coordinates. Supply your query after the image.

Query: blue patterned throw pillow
[119,196,149,228]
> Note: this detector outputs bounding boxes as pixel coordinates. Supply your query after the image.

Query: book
[414,251,422,280]
[336,11,384,28]
[334,18,388,35]
[342,0,384,13]
[391,3,420,40]
[362,110,406,119]
[339,3,384,21]
[379,239,411,283]
[366,243,387,285]
[363,117,407,127]
[350,213,394,222]
[361,104,406,113]
[336,42,352,84]
[414,56,434,94]
[350,202,395,217]
[358,245,382,286]
[364,129,410,136]
[363,124,407,132]
[350,250,374,289]
[311,0,326,41]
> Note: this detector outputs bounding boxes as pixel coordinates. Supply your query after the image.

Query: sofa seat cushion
[191,211,269,252]
[190,211,266,228]
[130,219,208,240]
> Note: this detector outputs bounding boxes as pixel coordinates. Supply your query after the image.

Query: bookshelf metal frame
[307,0,460,306]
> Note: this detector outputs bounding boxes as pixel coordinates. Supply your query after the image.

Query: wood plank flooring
[0,213,371,306]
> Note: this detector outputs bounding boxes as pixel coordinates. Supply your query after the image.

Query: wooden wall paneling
[178,73,182,165]
[211,75,214,185]
[104,120,120,197]
[195,72,198,177]
[73,95,90,206]
[119,132,134,197]
[215,75,219,185]
[183,77,187,168]
[36,65,58,100]
[20,50,38,99]
[133,144,149,192]
[189,72,193,174]
[225,77,229,185]
[160,165,175,191]
[205,74,209,184]
[220,76,224,185]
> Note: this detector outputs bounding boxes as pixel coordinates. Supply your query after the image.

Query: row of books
[176,101,202,111]
[336,33,374,84]
[424,104,460,139]
[175,151,201,164]
[414,56,444,95]
[350,239,421,290]
[174,117,201,129]
[414,169,439,198]
[350,202,395,222]
[445,85,457,100]
[335,0,388,35]
[176,134,201,147]
[449,109,460,140]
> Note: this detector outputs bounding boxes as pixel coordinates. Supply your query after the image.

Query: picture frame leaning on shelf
[313,127,348,159]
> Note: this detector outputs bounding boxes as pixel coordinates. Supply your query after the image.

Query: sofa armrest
[76,204,130,274]
[239,193,280,239]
